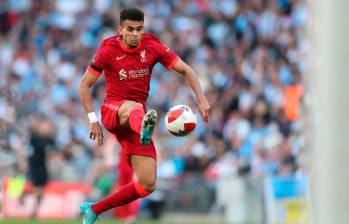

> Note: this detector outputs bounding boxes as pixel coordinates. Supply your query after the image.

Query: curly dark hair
[120,7,144,24]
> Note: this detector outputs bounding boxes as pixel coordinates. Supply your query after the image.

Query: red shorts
[101,101,157,166]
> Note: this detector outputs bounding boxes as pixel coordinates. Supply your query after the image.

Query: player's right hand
[89,122,104,147]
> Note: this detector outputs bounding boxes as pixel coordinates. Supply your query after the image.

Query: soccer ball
[165,105,197,136]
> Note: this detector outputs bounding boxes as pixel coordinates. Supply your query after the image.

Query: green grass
[1,214,224,224]
[1,220,162,224]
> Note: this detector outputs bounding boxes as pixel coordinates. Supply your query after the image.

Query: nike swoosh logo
[116,55,126,61]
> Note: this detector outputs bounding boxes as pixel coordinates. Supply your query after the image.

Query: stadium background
[0,0,309,223]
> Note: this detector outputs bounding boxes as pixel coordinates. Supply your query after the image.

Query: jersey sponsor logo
[116,55,126,61]
[119,69,127,80]
[140,50,147,62]
[118,68,150,81]
[129,68,149,79]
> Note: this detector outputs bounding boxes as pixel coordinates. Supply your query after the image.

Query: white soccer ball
[165,105,197,136]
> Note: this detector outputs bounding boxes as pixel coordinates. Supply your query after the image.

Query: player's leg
[31,186,44,218]
[81,101,157,224]
[118,100,157,145]
[92,155,156,214]
[30,169,48,218]
[118,101,144,130]
[113,151,140,222]
[81,155,156,224]
[130,154,157,194]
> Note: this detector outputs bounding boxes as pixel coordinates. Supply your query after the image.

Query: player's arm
[172,58,211,123]
[79,69,104,147]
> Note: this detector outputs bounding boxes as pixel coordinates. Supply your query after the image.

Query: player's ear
[117,26,123,35]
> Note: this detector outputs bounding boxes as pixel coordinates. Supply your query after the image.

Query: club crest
[140,50,147,62]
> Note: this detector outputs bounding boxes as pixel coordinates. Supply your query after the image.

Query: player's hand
[198,97,211,123]
[90,122,104,147]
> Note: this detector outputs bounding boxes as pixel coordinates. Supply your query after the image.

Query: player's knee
[144,182,156,193]
[129,102,143,113]
[118,102,143,124]
[119,102,143,117]
[138,178,156,193]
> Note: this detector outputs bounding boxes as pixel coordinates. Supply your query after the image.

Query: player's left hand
[198,98,210,123]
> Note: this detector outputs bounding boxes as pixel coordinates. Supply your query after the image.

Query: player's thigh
[131,155,157,189]
[118,101,143,127]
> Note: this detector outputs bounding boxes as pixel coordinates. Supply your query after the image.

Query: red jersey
[87,34,179,105]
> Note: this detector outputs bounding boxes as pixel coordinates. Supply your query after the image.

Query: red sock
[129,107,145,134]
[92,182,151,215]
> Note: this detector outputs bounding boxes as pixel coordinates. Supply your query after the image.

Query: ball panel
[184,122,196,132]
[167,108,185,123]
[166,117,185,132]
[169,105,187,111]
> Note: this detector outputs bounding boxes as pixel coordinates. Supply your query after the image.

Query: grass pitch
[1,220,162,224]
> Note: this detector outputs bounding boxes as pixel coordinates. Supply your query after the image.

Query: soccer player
[79,7,210,224]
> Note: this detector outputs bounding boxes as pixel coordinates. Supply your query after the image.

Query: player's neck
[122,39,138,49]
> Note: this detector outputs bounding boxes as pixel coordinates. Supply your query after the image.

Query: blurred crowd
[0,0,307,190]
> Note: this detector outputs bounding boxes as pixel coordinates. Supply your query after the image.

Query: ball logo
[119,69,127,80]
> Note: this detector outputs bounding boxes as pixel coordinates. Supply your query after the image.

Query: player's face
[118,20,144,48]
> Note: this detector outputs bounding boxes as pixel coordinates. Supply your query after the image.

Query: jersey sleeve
[154,38,180,70]
[87,40,110,77]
